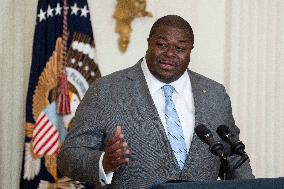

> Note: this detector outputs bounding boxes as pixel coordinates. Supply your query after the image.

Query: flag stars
[38,9,46,22]
[80,5,89,17]
[46,5,54,18]
[55,3,62,15]
[37,3,89,23]
[71,3,80,15]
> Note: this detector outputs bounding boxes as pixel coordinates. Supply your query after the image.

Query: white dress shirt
[141,58,195,150]
[99,58,195,185]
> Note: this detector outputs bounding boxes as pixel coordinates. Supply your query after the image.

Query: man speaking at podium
[58,15,254,188]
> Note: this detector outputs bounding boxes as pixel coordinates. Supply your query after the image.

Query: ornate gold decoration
[31,37,63,181]
[113,0,152,53]
[38,177,84,189]
[29,140,40,160]
[45,155,58,184]
[32,38,63,121]
[25,122,35,138]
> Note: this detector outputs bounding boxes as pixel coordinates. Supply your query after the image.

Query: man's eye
[157,43,167,48]
[176,47,185,52]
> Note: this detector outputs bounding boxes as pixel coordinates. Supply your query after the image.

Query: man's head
[145,15,194,83]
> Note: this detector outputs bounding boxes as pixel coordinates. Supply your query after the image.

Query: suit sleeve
[220,87,255,179]
[57,80,118,186]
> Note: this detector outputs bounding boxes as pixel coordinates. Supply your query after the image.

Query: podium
[155,177,284,189]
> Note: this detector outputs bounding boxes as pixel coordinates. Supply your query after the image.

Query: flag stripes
[32,112,60,156]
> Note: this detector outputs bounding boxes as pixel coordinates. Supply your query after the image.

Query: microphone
[195,124,226,159]
[216,125,247,157]
[217,125,248,169]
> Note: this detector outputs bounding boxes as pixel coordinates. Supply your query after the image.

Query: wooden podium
[154,177,284,189]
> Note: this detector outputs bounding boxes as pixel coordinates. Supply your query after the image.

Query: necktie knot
[162,85,174,98]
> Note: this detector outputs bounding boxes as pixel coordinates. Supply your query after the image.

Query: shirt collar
[141,57,190,94]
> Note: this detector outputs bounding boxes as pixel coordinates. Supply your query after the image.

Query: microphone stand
[233,154,249,169]
[210,143,232,180]
[219,154,232,180]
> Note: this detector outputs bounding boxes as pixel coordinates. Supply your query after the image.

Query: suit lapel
[125,59,180,169]
[125,59,159,123]
[182,70,207,172]
[182,70,217,178]
[189,69,204,149]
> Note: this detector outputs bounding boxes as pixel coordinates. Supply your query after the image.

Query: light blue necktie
[162,85,187,170]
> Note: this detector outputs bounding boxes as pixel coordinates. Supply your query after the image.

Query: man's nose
[165,46,176,57]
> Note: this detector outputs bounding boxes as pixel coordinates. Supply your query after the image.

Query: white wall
[89,0,226,84]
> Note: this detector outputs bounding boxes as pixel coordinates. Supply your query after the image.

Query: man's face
[145,25,193,83]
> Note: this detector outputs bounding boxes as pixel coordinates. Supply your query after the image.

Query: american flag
[32,103,61,156]
[20,0,100,188]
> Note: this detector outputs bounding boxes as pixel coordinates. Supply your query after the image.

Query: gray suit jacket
[58,59,254,189]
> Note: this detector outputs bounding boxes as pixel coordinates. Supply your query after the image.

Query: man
[58,15,254,188]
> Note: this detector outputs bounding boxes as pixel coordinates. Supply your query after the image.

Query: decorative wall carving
[113,0,152,53]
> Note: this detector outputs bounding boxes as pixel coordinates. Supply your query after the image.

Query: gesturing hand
[102,126,130,173]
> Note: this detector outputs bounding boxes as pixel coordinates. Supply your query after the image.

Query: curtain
[226,0,284,178]
[0,0,37,188]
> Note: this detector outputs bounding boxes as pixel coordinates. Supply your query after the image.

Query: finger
[106,135,123,149]
[124,149,131,155]
[111,157,129,167]
[107,149,123,159]
[107,141,128,154]
[113,126,123,139]
[104,140,124,155]
[115,126,122,136]
[107,148,131,159]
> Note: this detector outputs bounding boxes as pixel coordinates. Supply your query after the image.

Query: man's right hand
[102,126,130,173]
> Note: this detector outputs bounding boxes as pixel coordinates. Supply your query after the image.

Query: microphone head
[216,125,231,140]
[195,124,213,142]
[195,124,226,158]
[217,125,247,158]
